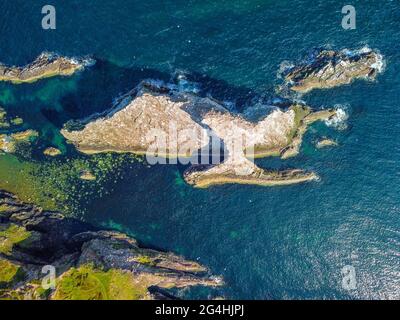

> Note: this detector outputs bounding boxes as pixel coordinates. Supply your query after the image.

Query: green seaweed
[0,152,141,215]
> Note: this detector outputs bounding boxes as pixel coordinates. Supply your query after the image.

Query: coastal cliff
[61,81,336,188]
[0,53,92,84]
[282,48,383,93]
[0,190,222,300]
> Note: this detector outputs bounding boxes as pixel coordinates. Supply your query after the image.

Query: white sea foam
[371,52,385,73]
[345,46,385,74]
[277,61,294,80]
[358,45,374,54]
[173,71,201,94]
[325,105,349,130]
[80,57,96,67]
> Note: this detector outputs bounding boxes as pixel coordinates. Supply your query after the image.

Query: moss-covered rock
[0,190,223,300]
[0,259,20,286]
[0,224,31,255]
[53,264,148,300]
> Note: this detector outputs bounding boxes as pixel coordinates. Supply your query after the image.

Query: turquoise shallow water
[1,0,399,299]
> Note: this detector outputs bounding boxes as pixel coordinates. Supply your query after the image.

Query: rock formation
[0,130,38,154]
[0,107,23,129]
[61,81,337,188]
[316,138,338,149]
[282,48,383,93]
[0,190,222,300]
[43,147,62,157]
[0,53,93,84]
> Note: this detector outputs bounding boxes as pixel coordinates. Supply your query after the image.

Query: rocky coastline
[0,190,222,300]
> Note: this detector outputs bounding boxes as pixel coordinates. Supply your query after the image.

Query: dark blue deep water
[1,0,399,299]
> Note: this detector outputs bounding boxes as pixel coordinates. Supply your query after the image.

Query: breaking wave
[325,104,349,130]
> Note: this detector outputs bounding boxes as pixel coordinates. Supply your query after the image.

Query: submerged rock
[0,108,9,129]
[316,138,338,149]
[61,81,336,188]
[0,53,93,84]
[0,190,223,300]
[282,48,384,93]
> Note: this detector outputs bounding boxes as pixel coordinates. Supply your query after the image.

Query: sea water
[0,0,399,299]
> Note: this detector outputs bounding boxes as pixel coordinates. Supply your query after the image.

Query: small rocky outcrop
[282,48,384,93]
[0,130,38,154]
[43,147,62,157]
[0,190,222,300]
[316,138,338,149]
[0,107,23,129]
[0,53,93,84]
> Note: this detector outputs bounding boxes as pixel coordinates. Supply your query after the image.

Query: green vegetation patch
[0,204,13,213]
[10,117,23,126]
[286,104,311,143]
[135,255,156,266]
[291,104,310,127]
[0,224,31,255]
[0,258,20,284]
[53,264,148,300]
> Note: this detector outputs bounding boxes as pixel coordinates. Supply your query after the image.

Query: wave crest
[325,104,349,130]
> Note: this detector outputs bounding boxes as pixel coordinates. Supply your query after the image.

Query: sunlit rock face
[61,84,211,157]
[61,81,336,188]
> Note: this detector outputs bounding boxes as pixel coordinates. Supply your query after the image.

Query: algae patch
[0,153,141,215]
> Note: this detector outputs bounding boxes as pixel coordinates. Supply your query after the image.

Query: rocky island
[0,107,23,129]
[0,53,92,84]
[61,81,337,188]
[0,130,38,154]
[0,190,222,300]
[43,147,62,157]
[316,138,338,149]
[282,48,384,93]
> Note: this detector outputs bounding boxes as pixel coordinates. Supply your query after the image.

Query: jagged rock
[282,48,384,93]
[0,190,222,300]
[0,53,93,84]
[61,81,337,188]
